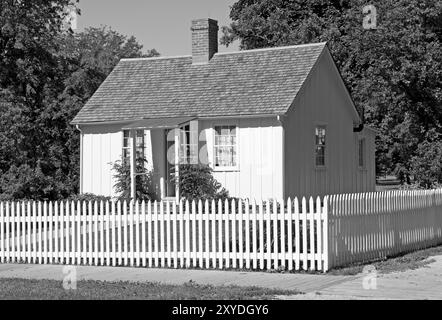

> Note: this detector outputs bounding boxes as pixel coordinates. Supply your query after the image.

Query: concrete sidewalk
[0,263,353,293]
[1,256,442,299]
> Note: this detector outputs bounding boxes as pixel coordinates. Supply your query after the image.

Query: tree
[410,130,442,188]
[54,26,159,199]
[0,0,80,200]
[222,0,442,184]
[0,1,159,200]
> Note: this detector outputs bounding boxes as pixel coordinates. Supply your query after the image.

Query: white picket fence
[0,189,441,272]
[327,189,442,268]
[0,198,328,271]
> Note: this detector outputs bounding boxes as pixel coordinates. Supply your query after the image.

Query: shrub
[66,193,111,203]
[112,158,157,201]
[176,164,229,202]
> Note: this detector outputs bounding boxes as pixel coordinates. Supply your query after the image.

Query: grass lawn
[328,244,442,276]
[0,278,299,300]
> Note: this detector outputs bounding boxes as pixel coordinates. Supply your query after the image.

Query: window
[122,130,145,166]
[358,138,366,168]
[315,126,326,167]
[122,130,130,165]
[179,124,198,164]
[214,125,237,168]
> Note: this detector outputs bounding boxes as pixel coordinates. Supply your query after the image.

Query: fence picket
[104,201,109,266]
[185,201,191,268]
[231,199,237,269]
[172,201,177,268]
[129,200,134,267]
[59,202,64,264]
[224,199,230,269]
[191,201,197,268]
[217,200,223,269]
[64,201,71,264]
[294,197,300,270]
[287,198,293,271]
[148,201,153,267]
[272,200,278,269]
[256,200,261,270]
[198,200,203,268]
[280,198,286,269]
[245,199,251,269]
[6,203,10,262]
[266,200,271,269]
[21,202,26,262]
[179,201,184,268]
[211,200,216,268]
[54,202,59,263]
[11,202,16,263]
[238,199,244,270]
[154,201,159,267]
[301,198,308,270]
[166,201,171,268]
[94,201,99,266]
[101,201,105,266]
[204,200,210,269]
[117,201,122,265]
[160,201,165,267]
[141,201,147,267]
[111,201,117,266]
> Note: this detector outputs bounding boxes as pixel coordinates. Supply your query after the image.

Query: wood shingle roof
[72,42,326,124]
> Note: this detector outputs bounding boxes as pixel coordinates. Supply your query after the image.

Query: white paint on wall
[199,117,284,201]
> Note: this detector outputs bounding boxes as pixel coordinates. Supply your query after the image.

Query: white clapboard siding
[0,189,441,272]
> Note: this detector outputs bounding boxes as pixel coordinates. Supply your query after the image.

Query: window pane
[315,146,325,166]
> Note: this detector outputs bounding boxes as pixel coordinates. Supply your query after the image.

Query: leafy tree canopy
[0,0,159,200]
[222,0,442,185]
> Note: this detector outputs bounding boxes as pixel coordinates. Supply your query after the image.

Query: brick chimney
[191,18,219,64]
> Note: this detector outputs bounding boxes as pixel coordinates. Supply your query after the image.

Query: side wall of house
[283,50,376,199]
[199,117,284,200]
[81,124,123,197]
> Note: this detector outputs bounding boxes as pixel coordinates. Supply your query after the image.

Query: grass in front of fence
[329,244,442,276]
[0,278,300,300]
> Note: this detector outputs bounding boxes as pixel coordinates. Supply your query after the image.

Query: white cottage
[72,18,376,201]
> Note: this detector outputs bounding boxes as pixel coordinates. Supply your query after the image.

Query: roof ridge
[119,42,326,63]
[120,55,191,62]
[215,42,327,56]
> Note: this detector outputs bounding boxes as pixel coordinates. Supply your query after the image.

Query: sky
[76,0,240,57]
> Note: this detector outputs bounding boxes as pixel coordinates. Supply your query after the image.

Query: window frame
[314,124,327,169]
[212,123,239,172]
[358,136,366,170]
[122,129,146,169]
[122,130,131,166]
[179,123,198,165]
